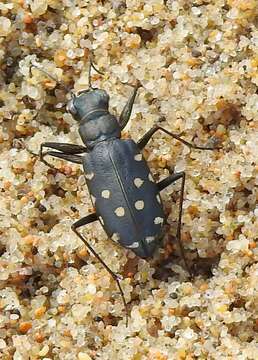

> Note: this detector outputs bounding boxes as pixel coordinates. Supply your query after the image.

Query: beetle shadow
[151,228,221,281]
[151,250,220,281]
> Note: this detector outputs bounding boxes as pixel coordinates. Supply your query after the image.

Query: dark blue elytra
[68,88,165,258]
[84,139,164,258]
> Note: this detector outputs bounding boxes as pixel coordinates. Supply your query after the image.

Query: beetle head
[67,88,110,122]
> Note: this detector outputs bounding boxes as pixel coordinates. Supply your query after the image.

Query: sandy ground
[0,1,257,359]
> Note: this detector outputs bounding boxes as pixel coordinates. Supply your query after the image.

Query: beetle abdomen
[83,139,165,258]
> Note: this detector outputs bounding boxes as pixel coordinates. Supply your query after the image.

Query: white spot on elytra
[148,173,154,182]
[135,200,144,210]
[154,217,163,225]
[91,195,96,204]
[101,190,110,199]
[134,153,142,161]
[115,207,125,217]
[134,178,144,188]
[156,194,161,204]
[146,236,155,243]
[99,216,104,225]
[127,242,139,249]
[85,172,94,180]
[111,233,120,242]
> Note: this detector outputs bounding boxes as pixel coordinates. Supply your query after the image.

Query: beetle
[38,61,218,324]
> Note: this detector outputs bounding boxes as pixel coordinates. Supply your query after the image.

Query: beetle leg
[71,215,129,326]
[39,142,86,170]
[41,142,87,154]
[158,172,192,277]
[41,151,83,165]
[138,124,220,150]
[157,172,183,191]
[119,81,141,130]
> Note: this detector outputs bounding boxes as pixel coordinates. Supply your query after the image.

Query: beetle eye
[67,100,77,115]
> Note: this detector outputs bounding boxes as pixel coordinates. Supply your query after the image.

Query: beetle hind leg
[157,172,192,277]
[71,214,129,326]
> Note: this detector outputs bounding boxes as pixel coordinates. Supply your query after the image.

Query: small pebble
[78,352,92,360]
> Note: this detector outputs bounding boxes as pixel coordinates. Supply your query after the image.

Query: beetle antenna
[88,61,93,89]
[88,56,104,89]
[31,64,71,94]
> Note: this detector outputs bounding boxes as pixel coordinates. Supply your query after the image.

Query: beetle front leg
[157,171,192,276]
[71,214,129,326]
[137,124,220,151]
[119,81,141,130]
[41,151,83,165]
[41,142,87,154]
[40,142,87,170]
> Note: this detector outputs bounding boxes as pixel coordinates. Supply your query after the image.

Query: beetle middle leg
[137,124,219,150]
[40,142,87,169]
[71,214,129,325]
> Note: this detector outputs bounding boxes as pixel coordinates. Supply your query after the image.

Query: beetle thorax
[79,114,121,147]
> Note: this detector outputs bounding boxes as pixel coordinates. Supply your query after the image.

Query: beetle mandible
[39,61,218,324]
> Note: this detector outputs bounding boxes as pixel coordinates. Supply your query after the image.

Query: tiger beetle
[36,61,218,325]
